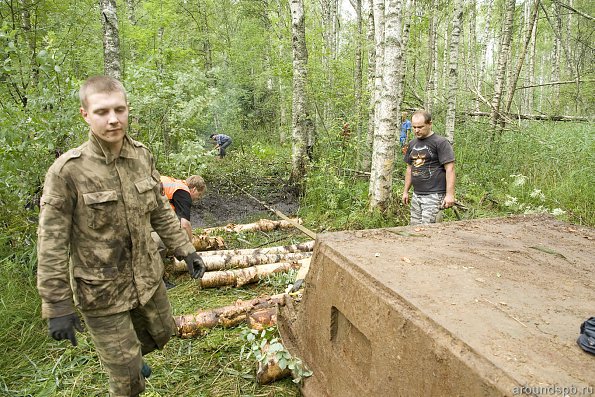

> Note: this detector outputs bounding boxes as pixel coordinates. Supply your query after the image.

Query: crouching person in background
[36,75,205,396]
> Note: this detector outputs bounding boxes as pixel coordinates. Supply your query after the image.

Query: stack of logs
[170,218,314,383]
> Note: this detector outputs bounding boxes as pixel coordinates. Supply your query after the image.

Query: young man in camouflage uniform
[401,110,456,225]
[36,75,206,396]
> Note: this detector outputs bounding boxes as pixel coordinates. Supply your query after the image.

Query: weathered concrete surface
[278,215,595,396]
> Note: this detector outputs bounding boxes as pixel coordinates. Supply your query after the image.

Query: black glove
[184,251,206,279]
[48,313,84,346]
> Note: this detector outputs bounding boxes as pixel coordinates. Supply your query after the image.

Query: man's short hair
[412,110,432,124]
[209,134,215,139]
[79,75,127,110]
[186,175,206,194]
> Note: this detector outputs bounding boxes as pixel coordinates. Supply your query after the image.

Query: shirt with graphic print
[403,133,455,195]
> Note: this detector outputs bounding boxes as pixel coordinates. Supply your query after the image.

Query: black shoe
[164,278,176,290]
[141,361,152,378]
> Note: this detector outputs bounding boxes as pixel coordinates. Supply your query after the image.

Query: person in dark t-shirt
[402,110,456,225]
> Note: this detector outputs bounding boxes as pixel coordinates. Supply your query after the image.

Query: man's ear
[80,107,90,124]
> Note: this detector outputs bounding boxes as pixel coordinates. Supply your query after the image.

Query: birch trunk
[18,0,39,90]
[173,253,311,272]
[425,0,437,113]
[552,1,562,110]
[468,0,479,116]
[197,240,314,257]
[503,0,539,115]
[199,260,305,288]
[354,0,363,144]
[523,1,538,113]
[361,0,376,173]
[369,0,402,211]
[289,0,311,187]
[277,0,289,144]
[125,0,136,24]
[489,0,515,128]
[99,0,122,80]
[202,219,302,234]
[478,0,493,113]
[371,0,385,167]
[174,294,286,338]
[444,0,463,144]
[399,0,414,109]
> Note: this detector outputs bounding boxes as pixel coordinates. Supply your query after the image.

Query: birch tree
[351,0,364,142]
[444,0,462,143]
[400,0,415,109]
[369,0,402,211]
[289,0,312,186]
[425,0,438,113]
[489,0,515,128]
[522,1,538,113]
[478,0,493,112]
[361,0,376,172]
[504,0,539,115]
[99,0,122,80]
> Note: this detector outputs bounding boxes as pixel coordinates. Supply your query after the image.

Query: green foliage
[240,326,312,384]
[455,119,594,225]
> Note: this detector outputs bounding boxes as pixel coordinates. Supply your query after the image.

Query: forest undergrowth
[0,119,593,396]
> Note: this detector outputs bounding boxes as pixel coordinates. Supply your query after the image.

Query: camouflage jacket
[37,134,195,318]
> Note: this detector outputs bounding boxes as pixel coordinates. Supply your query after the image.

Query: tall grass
[455,119,594,226]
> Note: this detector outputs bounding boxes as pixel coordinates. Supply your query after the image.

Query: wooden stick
[230,182,317,239]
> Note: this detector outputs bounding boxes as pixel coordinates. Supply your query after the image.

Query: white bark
[425,0,437,113]
[504,0,539,115]
[478,0,493,112]
[361,0,376,172]
[369,0,402,211]
[523,5,537,113]
[196,240,314,257]
[444,0,462,143]
[490,0,515,128]
[354,0,363,144]
[552,1,562,109]
[125,0,136,24]
[399,0,414,109]
[99,0,122,80]
[289,0,311,185]
[173,252,312,272]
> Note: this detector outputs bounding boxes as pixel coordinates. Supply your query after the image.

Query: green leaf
[278,357,287,370]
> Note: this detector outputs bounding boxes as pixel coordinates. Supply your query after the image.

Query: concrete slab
[278,215,595,396]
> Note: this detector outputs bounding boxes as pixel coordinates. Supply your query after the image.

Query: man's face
[189,187,204,202]
[411,114,432,139]
[80,91,129,146]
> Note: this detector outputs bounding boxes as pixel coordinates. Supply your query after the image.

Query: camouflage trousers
[82,282,176,397]
[410,192,445,225]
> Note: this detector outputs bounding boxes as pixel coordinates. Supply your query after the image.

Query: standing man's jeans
[219,140,232,158]
[410,192,445,225]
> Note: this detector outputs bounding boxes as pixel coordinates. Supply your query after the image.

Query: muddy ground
[189,176,300,228]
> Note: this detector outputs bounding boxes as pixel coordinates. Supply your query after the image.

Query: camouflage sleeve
[37,169,76,319]
[148,162,195,257]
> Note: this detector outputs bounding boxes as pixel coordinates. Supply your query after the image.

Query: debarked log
[197,240,315,257]
[198,259,308,288]
[174,294,286,338]
[173,252,312,272]
[202,218,302,234]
